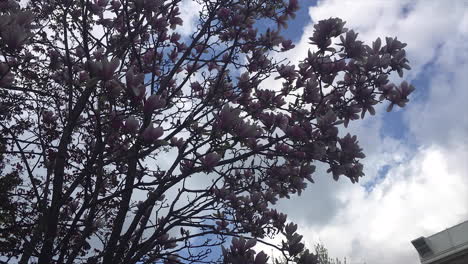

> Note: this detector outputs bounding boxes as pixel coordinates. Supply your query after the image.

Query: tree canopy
[0,0,413,263]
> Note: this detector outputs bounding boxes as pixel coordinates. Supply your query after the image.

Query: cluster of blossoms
[222,238,269,264]
[202,16,414,264]
[0,0,414,264]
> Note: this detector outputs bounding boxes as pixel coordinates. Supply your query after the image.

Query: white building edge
[411,219,468,264]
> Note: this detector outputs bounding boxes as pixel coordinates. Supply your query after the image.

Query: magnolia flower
[275,64,298,81]
[42,110,56,124]
[110,0,121,10]
[383,36,407,54]
[201,152,221,171]
[237,73,253,92]
[217,7,231,20]
[207,61,218,71]
[106,79,123,98]
[185,63,198,73]
[222,237,269,264]
[141,124,163,144]
[170,137,184,149]
[142,49,155,65]
[179,160,194,174]
[170,33,181,43]
[275,143,291,154]
[285,222,297,235]
[216,220,229,231]
[144,94,166,115]
[378,83,395,100]
[256,89,275,104]
[380,53,391,68]
[93,219,105,229]
[217,105,241,131]
[339,133,365,159]
[275,113,289,130]
[287,0,300,16]
[74,69,87,82]
[375,74,389,86]
[125,66,144,88]
[371,37,382,53]
[304,80,320,104]
[69,200,79,211]
[0,63,14,87]
[123,116,139,134]
[164,254,178,264]
[125,67,145,99]
[92,47,105,60]
[281,39,295,51]
[1,23,30,51]
[342,105,361,127]
[234,121,260,138]
[110,111,123,129]
[309,17,347,51]
[297,250,319,264]
[96,0,108,7]
[398,80,415,99]
[317,110,337,127]
[100,58,120,81]
[157,233,169,242]
[259,112,275,130]
[169,48,178,62]
[387,81,415,111]
[170,13,184,27]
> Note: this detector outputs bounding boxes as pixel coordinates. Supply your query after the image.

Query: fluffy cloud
[177,0,203,37]
[300,145,468,264]
[129,1,467,262]
[273,0,468,263]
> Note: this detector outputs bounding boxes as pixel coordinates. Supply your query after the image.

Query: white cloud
[177,0,203,37]
[120,1,468,262]
[300,145,468,264]
[272,0,468,263]
[405,25,468,148]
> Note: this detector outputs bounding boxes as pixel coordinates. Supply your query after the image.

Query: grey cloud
[275,1,468,264]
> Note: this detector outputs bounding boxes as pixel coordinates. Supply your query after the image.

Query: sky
[177,0,468,263]
[24,0,463,262]
[5,1,466,263]
[265,0,468,263]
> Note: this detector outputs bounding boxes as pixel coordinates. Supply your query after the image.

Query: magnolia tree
[276,243,352,264]
[0,0,414,263]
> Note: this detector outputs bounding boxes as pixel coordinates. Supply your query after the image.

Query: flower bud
[201,152,221,171]
[107,79,122,98]
[217,8,231,20]
[100,58,120,80]
[180,160,194,174]
[141,124,164,144]
[0,63,14,87]
[123,116,139,134]
[42,110,56,124]
[144,94,166,115]
[109,111,123,129]
[1,23,29,51]
[170,137,184,149]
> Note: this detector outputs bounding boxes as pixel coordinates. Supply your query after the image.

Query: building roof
[411,220,468,264]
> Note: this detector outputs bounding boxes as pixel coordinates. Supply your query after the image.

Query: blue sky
[264,1,468,263]
[175,1,468,263]
[280,0,316,41]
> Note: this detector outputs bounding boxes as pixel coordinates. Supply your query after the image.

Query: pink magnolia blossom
[141,124,164,144]
[0,63,13,87]
[123,116,139,134]
[1,2,416,262]
[144,94,166,115]
[201,152,221,171]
